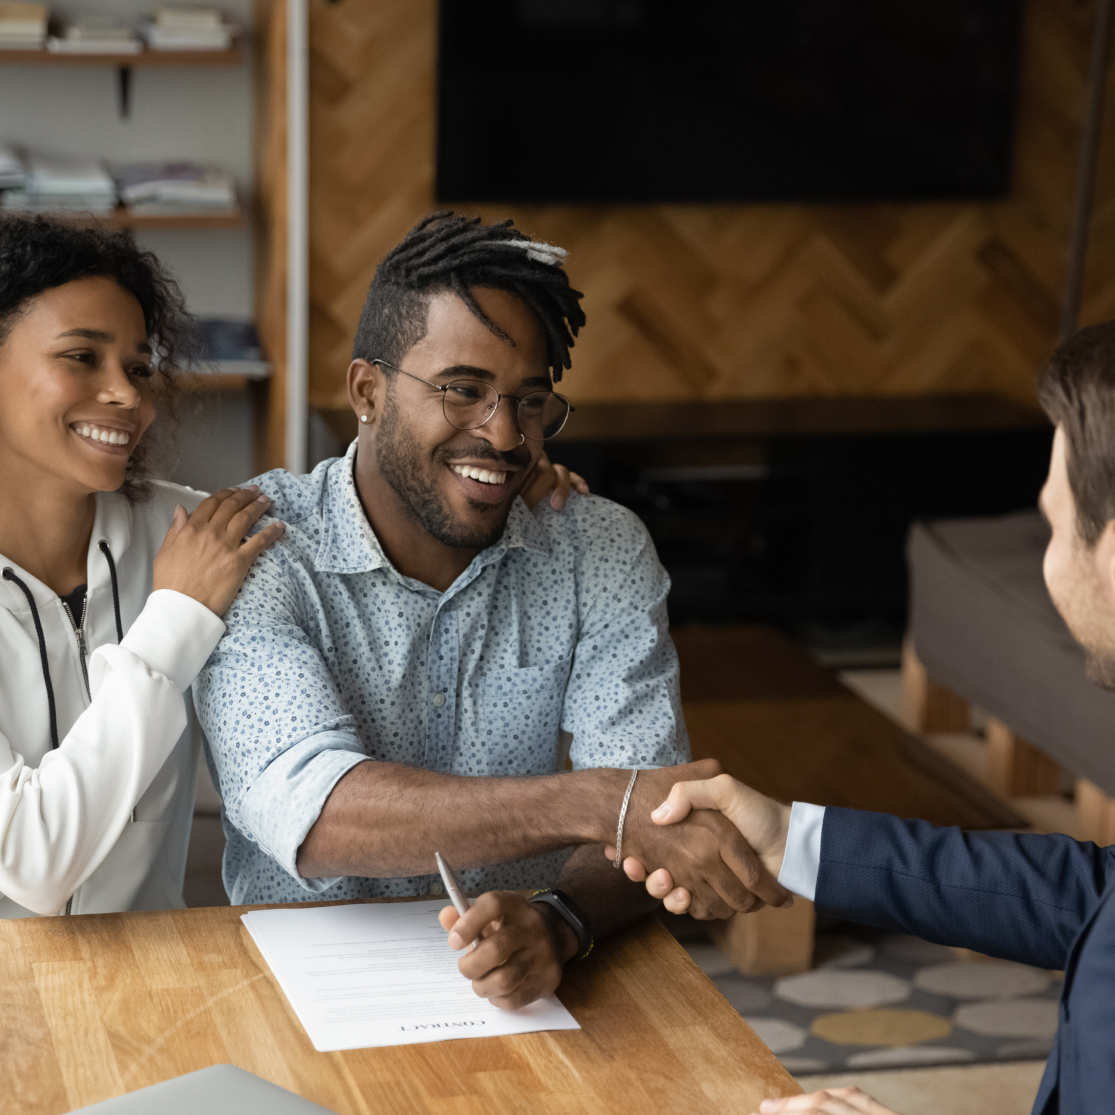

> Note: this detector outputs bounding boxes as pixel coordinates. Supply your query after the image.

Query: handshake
[604,759,794,919]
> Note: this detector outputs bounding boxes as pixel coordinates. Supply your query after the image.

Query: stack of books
[140,7,237,51]
[0,2,47,49]
[47,15,141,55]
[0,144,24,190]
[195,317,269,379]
[113,161,237,216]
[1,150,116,214]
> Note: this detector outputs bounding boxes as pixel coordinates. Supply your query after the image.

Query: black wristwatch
[529,888,594,960]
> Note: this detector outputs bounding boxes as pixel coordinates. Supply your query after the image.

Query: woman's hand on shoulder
[153,486,285,616]
[522,452,590,511]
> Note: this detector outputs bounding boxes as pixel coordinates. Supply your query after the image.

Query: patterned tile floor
[682,925,1058,1074]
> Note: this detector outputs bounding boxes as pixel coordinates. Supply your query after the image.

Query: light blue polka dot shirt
[194,440,689,904]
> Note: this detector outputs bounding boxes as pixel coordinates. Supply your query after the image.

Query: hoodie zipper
[60,593,91,701]
[59,591,90,916]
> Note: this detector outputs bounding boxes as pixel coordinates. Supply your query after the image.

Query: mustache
[439,440,530,469]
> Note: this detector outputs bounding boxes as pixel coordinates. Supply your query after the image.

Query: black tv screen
[436,0,1023,204]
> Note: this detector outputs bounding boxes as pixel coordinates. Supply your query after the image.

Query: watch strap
[529,888,594,960]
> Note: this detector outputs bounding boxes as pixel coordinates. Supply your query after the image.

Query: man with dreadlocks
[195,213,789,1010]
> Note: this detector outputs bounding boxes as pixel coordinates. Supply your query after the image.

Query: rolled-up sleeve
[193,550,368,891]
[562,505,690,770]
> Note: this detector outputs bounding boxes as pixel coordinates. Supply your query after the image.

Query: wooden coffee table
[673,626,1023,972]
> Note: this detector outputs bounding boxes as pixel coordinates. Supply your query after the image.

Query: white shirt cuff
[777,801,826,901]
[119,589,226,692]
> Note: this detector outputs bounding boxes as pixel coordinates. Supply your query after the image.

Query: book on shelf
[3,153,113,212]
[26,150,115,196]
[113,161,237,214]
[5,151,116,213]
[140,8,237,51]
[46,36,142,54]
[59,15,137,39]
[0,143,24,188]
[154,7,227,29]
[1,191,117,214]
[47,13,142,53]
[194,317,270,379]
[0,1,46,47]
[140,25,236,50]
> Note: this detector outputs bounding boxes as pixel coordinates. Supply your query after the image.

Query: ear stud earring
[360,414,369,424]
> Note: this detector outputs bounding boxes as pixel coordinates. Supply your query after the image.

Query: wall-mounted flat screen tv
[436,0,1023,204]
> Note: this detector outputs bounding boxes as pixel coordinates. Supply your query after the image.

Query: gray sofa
[908,511,1115,799]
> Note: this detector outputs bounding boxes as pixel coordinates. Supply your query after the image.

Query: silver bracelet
[613,769,639,870]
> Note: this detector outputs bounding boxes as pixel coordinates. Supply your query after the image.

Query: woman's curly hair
[0,214,197,497]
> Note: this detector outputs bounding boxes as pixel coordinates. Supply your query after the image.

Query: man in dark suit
[619,322,1115,1115]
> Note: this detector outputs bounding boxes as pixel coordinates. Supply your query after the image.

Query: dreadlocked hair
[351,212,585,382]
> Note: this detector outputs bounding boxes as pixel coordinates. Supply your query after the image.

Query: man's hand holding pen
[440,892,567,1011]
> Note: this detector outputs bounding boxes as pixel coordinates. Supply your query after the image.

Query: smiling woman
[0,214,285,919]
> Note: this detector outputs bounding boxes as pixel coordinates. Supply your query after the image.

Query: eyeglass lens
[442,380,570,440]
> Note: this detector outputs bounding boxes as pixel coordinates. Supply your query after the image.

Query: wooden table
[676,625,1022,828]
[674,626,1024,972]
[1,904,799,1114]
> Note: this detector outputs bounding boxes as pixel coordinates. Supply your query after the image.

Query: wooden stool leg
[986,718,1062,797]
[1076,779,1115,844]
[901,637,970,734]
[708,899,815,975]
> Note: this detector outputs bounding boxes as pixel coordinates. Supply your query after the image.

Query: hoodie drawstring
[98,541,124,643]
[1,541,125,752]
[2,568,59,749]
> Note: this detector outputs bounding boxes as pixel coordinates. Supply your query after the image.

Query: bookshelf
[1,1,280,483]
[106,209,243,228]
[0,47,242,65]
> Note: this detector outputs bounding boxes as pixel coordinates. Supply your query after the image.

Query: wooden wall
[301,0,1115,416]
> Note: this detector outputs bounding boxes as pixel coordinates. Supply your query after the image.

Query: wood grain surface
[2,904,799,1114]
[292,0,1114,424]
[675,626,1024,829]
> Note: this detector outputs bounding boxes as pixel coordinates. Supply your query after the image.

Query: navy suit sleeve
[816,807,1115,971]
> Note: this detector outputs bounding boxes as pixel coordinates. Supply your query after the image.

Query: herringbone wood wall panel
[295,0,1115,420]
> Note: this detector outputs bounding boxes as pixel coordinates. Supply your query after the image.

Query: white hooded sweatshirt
[0,481,224,917]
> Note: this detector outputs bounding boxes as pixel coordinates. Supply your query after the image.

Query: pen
[435,851,470,917]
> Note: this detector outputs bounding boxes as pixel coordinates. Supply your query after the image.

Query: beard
[374,390,517,551]
[1049,549,1115,690]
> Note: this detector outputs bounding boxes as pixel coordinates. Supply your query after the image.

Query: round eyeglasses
[371,359,573,442]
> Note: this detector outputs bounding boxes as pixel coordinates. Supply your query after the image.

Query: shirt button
[432,691,447,707]
[429,880,445,896]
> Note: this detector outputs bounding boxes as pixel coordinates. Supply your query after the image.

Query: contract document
[241,900,581,1051]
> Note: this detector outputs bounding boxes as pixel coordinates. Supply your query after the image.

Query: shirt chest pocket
[466,655,573,773]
